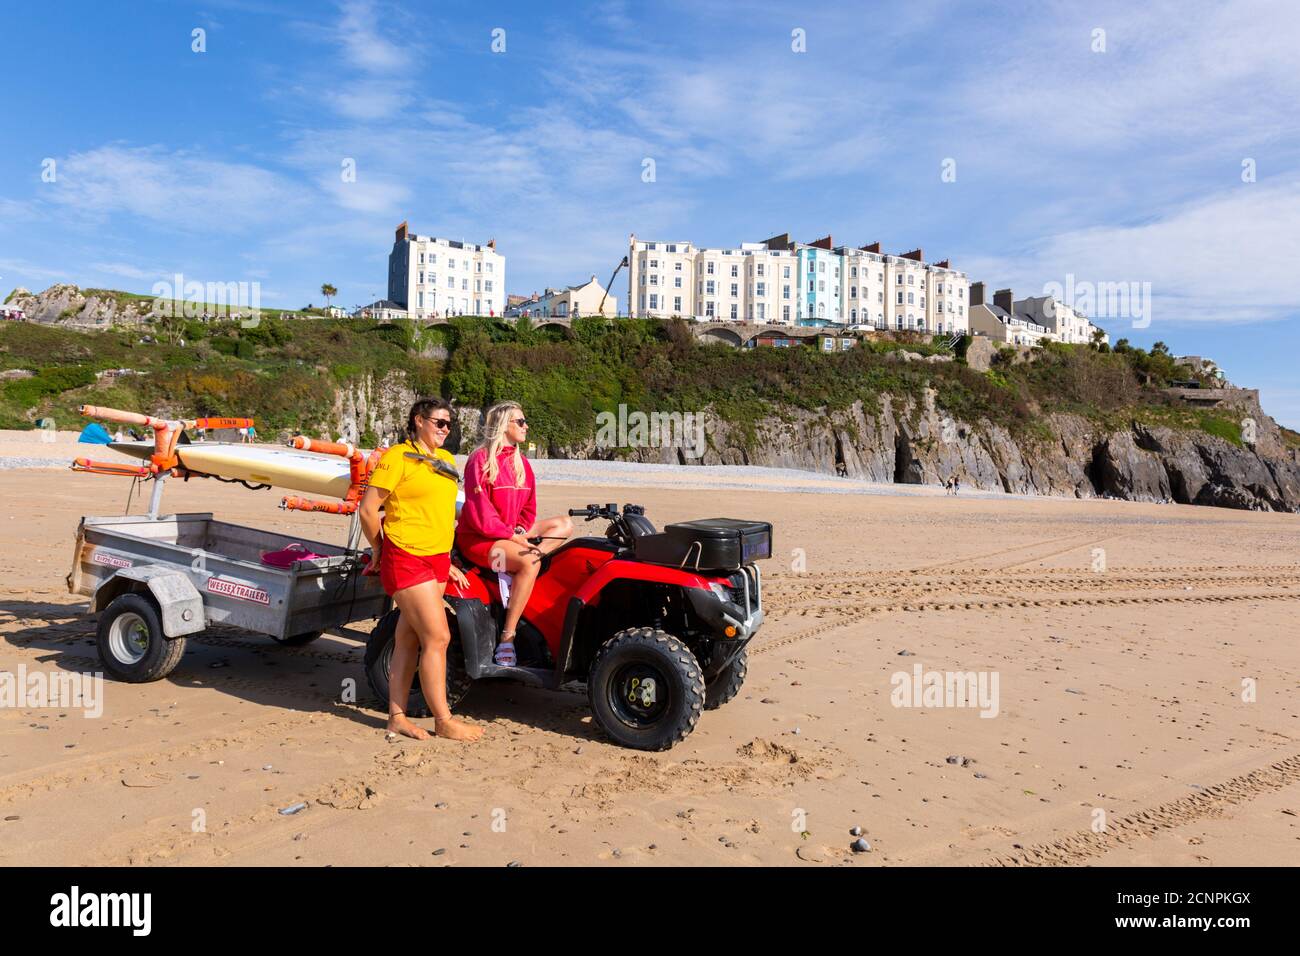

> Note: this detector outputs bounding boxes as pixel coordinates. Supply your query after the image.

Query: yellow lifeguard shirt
[369,440,458,556]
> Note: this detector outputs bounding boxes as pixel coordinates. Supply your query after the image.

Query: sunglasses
[512,418,528,427]
[424,417,452,431]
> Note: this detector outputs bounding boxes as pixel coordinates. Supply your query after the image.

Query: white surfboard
[108,441,466,513]
[110,440,354,496]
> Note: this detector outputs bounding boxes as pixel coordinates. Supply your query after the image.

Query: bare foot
[434,716,484,742]
[388,714,432,741]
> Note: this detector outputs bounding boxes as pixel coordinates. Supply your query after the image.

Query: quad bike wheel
[704,645,748,710]
[96,592,188,682]
[363,608,471,718]
[587,627,706,751]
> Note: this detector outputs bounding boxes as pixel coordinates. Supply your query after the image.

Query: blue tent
[78,422,112,444]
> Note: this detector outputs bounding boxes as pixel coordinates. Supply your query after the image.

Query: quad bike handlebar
[568,503,651,548]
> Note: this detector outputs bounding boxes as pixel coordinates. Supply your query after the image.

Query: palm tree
[321,284,338,310]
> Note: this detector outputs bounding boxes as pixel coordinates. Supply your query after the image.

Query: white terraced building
[387,221,506,319]
[628,233,969,334]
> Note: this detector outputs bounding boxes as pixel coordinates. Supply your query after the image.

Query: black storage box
[634,518,772,571]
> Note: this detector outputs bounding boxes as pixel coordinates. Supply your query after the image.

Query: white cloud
[45,145,313,231]
[89,262,166,281]
[961,176,1300,327]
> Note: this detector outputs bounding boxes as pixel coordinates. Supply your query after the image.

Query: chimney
[762,233,792,250]
[900,248,924,262]
[970,281,986,306]
[993,288,1014,314]
[395,220,409,242]
[859,242,881,254]
[935,258,950,269]
[487,238,496,250]
[809,235,833,249]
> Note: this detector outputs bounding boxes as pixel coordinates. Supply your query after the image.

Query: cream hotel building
[628,232,971,335]
[387,221,506,319]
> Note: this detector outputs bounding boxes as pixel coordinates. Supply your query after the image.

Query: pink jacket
[457,446,537,542]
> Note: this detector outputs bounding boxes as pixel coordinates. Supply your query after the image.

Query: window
[850,287,858,298]
[908,274,914,285]
[730,303,738,320]
[707,262,715,275]
[731,283,739,297]
[675,261,682,271]
[484,280,492,291]
[705,301,715,317]
[783,266,791,278]
[476,262,482,272]
[666,244,676,252]
[783,285,790,299]
[649,274,658,286]
[418,253,425,264]
[674,296,682,312]
[896,291,904,304]
[449,259,455,269]
[448,276,455,288]
[896,273,902,284]
[706,280,715,295]
[851,266,858,278]
[649,259,659,268]
[851,308,858,321]
[756,303,766,320]
[730,265,738,278]
[783,305,791,322]
[756,282,766,296]
[485,262,492,272]
[818,262,825,273]
[757,264,765,277]
[819,281,825,292]
[878,291,883,303]
[674,276,682,288]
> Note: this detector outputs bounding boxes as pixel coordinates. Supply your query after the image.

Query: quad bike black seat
[634,518,773,572]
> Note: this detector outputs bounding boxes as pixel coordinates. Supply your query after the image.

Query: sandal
[493,635,516,666]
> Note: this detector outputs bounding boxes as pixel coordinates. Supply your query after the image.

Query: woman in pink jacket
[456,401,573,665]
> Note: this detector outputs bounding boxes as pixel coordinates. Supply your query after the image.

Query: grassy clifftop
[1,312,1290,451]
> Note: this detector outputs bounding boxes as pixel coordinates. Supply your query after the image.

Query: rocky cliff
[323,374,1299,513]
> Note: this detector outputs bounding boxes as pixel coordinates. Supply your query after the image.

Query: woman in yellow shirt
[359,398,483,742]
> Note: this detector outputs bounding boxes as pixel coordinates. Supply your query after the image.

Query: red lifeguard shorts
[379,541,450,595]
[456,535,508,570]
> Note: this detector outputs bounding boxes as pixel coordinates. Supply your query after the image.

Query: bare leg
[394,580,483,742]
[488,540,541,644]
[526,514,574,555]
[386,610,430,740]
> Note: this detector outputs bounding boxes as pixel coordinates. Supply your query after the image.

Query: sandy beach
[1,437,1297,867]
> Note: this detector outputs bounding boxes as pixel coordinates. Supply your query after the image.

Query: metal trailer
[67,508,386,682]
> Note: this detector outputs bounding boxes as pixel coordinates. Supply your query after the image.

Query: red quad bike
[364,504,770,750]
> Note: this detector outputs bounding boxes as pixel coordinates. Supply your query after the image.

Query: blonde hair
[474,401,527,488]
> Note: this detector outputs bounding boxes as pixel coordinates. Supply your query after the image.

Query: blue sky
[2,0,1298,425]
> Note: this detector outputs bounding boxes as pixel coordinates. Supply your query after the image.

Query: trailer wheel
[587,627,706,751]
[96,592,187,683]
[273,630,323,646]
[363,609,471,719]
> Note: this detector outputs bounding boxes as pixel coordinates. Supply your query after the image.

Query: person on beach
[456,401,572,665]
[358,398,483,742]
